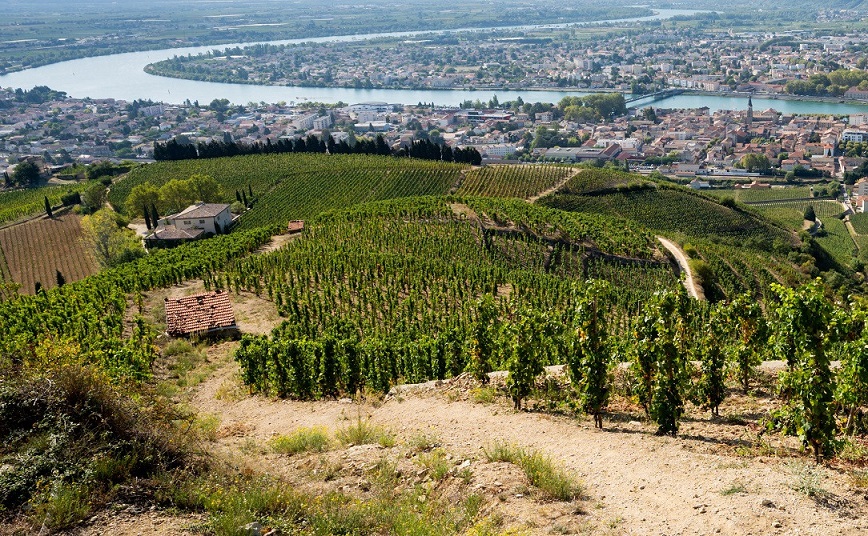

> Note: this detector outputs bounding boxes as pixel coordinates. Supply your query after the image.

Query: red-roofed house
[164,290,237,337]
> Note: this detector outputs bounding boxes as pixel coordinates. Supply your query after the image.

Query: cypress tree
[44,196,53,218]
[55,270,66,287]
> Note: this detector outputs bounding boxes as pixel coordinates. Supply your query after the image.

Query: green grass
[483,441,583,501]
[269,427,331,455]
[166,471,488,536]
[720,481,747,496]
[336,418,395,447]
[416,448,452,480]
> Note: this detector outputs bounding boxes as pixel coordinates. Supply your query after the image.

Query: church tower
[746,96,753,127]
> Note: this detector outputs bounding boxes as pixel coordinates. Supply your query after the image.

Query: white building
[841,129,868,143]
[312,115,333,130]
[162,203,233,236]
[348,102,394,114]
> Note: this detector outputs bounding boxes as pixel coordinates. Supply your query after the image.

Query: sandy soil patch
[185,356,868,536]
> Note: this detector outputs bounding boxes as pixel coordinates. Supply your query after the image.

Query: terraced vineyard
[0,183,87,226]
[850,211,868,234]
[108,153,466,229]
[686,240,806,302]
[751,200,845,231]
[223,197,686,393]
[456,164,572,199]
[541,183,793,247]
[557,167,647,194]
[705,186,814,203]
[815,217,858,269]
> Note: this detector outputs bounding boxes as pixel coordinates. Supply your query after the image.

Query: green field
[815,217,858,270]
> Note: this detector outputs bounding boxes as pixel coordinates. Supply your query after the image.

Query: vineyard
[557,166,646,195]
[815,217,858,270]
[0,182,86,226]
[850,211,868,235]
[683,239,806,302]
[541,179,793,248]
[750,200,845,231]
[705,186,815,203]
[223,197,694,398]
[108,153,466,229]
[0,214,99,294]
[0,227,272,379]
[455,164,572,199]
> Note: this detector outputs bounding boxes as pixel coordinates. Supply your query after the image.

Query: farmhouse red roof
[164,290,236,336]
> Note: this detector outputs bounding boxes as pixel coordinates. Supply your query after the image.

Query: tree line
[153,134,482,165]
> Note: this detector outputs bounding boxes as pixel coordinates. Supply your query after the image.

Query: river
[1,9,866,115]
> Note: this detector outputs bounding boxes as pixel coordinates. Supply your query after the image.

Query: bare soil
[129,352,867,536]
[0,213,98,294]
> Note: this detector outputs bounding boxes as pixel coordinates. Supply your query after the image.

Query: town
[3,86,867,191]
[145,23,868,99]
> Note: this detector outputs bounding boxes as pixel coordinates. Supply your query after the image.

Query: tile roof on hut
[164,290,237,337]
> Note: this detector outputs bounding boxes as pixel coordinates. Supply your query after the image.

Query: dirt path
[527,167,581,203]
[190,360,866,536]
[255,232,299,254]
[657,236,704,300]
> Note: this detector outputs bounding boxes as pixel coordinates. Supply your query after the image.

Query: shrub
[0,362,188,521]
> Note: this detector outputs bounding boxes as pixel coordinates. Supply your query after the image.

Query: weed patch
[336,418,394,447]
[484,441,583,501]
[269,426,331,455]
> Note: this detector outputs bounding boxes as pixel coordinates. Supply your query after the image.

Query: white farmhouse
[162,203,233,235]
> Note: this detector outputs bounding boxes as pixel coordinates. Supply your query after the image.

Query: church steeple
[746,96,753,127]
